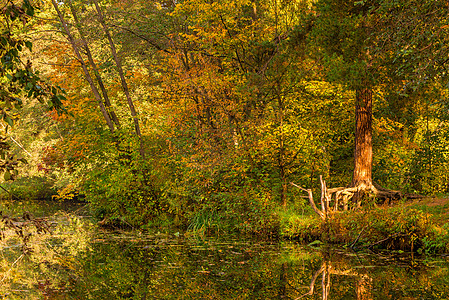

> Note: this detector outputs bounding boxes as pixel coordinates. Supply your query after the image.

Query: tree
[0,0,64,181]
[375,0,449,88]
[306,0,427,206]
[374,0,449,195]
[51,0,116,133]
[51,0,145,158]
[297,0,449,211]
[36,0,168,225]
[161,0,333,210]
[312,0,379,196]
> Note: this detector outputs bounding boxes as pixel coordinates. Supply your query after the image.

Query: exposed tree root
[291,176,424,220]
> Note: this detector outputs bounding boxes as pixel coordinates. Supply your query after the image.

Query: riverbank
[282,197,449,254]
[2,195,449,255]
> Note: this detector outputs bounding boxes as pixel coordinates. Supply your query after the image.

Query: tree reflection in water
[294,259,374,300]
[294,261,330,299]
[1,214,448,299]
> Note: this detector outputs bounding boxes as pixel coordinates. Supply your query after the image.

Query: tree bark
[92,0,143,150]
[51,0,115,133]
[352,88,373,188]
[67,0,121,129]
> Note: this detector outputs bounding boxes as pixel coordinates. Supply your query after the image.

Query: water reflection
[1,214,449,299]
[294,259,372,300]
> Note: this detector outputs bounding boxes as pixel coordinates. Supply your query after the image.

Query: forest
[2,0,449,251]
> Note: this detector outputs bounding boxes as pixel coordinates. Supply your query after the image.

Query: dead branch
[349,225,368,249]
[294,264,325,299]
[290,182,325,220]
[291,177,347,219]
[291,175,415,219]
[320,175,329,214]
[363,232,406,249]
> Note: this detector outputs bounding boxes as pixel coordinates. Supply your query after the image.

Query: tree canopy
[2,0,449,229]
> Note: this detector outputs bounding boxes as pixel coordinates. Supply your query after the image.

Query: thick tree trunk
[352,88,373,188]
[293,88,410,214]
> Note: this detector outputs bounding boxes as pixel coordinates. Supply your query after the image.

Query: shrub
[0,176,56,200]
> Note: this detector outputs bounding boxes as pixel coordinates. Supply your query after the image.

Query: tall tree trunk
[92,0,144,157]
[67,0,121,129]
[277,84,287,208]
[51,0,115,133]
[352,88,373,188]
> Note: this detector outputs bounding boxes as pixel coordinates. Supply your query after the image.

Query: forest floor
[416,196,449,206]
[398,197,449,208]
[403,196,449,222]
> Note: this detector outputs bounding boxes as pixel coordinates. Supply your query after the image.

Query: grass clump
[278,203,320,240]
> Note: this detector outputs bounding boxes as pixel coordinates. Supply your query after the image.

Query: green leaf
[23,0,35,16]
[4,116,13,127]
[308,240,323,247]
[4,171,11,181]
[25,41,32,51]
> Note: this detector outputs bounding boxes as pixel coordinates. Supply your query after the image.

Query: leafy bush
[0,176,56,200]
[422,223,449,254]
[82,157,166,227]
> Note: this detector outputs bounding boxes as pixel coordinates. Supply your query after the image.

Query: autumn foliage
[2,0,449,231]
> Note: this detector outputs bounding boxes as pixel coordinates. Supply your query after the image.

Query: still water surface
[1,201,448,299]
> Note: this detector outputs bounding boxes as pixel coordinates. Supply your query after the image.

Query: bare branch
[290,182,325,220]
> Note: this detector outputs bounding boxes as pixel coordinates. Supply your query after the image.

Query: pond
[1,201,449,299]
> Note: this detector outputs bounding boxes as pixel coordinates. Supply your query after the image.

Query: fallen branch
[349,225,368,250]
[290,182,325,220]
[0,185,20,200]
[0,254,24,284]
[363,232,405,249]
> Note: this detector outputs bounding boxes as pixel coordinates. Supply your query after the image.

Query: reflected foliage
[1,212,449,299]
